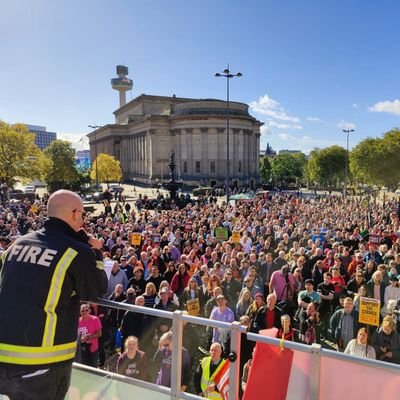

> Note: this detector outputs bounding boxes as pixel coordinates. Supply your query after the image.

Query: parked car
[109,183,124,193]
[23,185,36,193]
[10,190,35,202]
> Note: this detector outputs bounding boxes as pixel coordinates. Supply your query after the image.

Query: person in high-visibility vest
[194,342,227,399]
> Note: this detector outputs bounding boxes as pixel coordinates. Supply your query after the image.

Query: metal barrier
[78,299,400,400]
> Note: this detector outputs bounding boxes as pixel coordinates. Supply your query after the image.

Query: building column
[133,136,137,175]
[217,128,225,182]
[132,136,135,176]
[200,128,208,178]
[255,133,261,178]
[137,134,142,176]
[242,130,248,178]
[186,129,193,177]
[140,134,144,177]
[232,128,240,180]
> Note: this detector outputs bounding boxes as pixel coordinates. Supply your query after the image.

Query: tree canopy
[270,152,307,186]
[90,153,122,184]
[43,140,78,192]
[350,128,400,189]
[306,146,347,188]
[0,121,44,187]
[259,157,272,183]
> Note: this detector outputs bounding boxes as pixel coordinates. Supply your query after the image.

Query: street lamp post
[88,125,101,188]
[342,128,354,199]
[215,66,242,203]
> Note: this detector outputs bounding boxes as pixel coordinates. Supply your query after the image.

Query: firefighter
[0,190,107,400]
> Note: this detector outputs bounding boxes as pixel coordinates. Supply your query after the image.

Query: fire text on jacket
[7,245,58,267]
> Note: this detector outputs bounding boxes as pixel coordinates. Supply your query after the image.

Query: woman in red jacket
[170,263,191,299]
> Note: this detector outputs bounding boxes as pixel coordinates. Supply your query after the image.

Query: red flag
[214,359,230,400]
[242,342,294,400]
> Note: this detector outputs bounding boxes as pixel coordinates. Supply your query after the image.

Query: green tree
[43,140,78,192]
[270,152,307,186]
[0,121,44,187]
[307,146,347,189]
[68,171,91,193]
[90,153,122,184]
[259,156,272,183]
[350,129,400,189]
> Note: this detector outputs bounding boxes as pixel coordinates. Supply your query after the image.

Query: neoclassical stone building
[88,94,262,187]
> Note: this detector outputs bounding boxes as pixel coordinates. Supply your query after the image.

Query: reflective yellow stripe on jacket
[42,247,78,347]
[200,356,226,400]
[0,341,77,365]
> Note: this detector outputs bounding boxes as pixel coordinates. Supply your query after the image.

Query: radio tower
[111,65,133,108]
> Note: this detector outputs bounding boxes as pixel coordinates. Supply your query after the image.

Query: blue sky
[1,0,400,153]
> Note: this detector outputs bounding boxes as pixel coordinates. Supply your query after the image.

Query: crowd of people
[1,190,400,397]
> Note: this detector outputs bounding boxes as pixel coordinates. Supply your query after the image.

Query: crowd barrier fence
[66,299,400,400]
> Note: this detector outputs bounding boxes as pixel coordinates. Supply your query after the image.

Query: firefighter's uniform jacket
[0,217,108,369]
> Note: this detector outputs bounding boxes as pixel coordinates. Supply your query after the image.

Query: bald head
[47,190,84,231]
[209,342,222,361]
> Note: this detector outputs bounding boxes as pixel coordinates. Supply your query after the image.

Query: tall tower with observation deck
[111,65,133,108]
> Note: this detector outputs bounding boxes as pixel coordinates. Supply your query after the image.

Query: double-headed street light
[342,128,355,199]
[215,67,242,203]
[88,125,101,188]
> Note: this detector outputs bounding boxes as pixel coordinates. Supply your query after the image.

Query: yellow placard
[131,233,142,246]
[231,231,241,243]
[361,198,369,209]
[30,204,38,214]
[186,298,200,316]
[359,297,380,326]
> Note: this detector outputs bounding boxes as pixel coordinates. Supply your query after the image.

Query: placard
[186,298,200,316]
[131,232,142,246]
[359,297,380,326]
[152,234,161,244]
[369,234,380,245]
[231,231,241,243]
[361,198,369,209]
[215,227,229,241]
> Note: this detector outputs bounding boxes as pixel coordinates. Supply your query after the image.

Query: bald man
[0,190,107,400]
[195,342,228,398]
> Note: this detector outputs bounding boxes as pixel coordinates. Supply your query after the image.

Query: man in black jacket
[251,293,282,333]
[0,190,108,400]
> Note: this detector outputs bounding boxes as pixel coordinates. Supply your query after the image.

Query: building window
[195,161,201,173]
[183,161,187,173]
[238,161,242,173]
[210,161,216,174]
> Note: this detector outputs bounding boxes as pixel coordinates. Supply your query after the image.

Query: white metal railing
[85,299,400,400]
[96,298,245,400]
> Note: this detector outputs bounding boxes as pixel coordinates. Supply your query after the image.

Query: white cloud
[260,133,341,155]
[352,103,359,109]
[369,99,400,116]
[306,116,321,122]
[268,121,291,129]
[250,94,301,124]
[337,120,356,130]
[278,133,296,141]
[260,125,269,136]
[58,132,89,150]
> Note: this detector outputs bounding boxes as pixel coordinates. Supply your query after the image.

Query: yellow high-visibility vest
[200,356,226,400]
